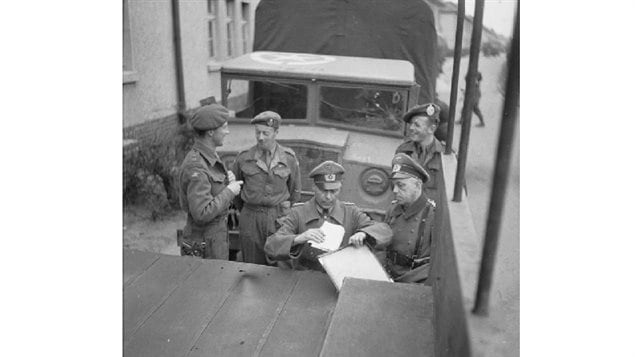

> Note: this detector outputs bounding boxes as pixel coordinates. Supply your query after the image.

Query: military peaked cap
[390,153,430,183]
[190,104,229,131]
[309,160,345,190]
[402,103,441,125]
[250,111,282,129]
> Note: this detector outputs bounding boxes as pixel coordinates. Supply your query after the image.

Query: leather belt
[386,250,430,269]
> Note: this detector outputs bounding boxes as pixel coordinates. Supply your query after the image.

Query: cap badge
[426,105,435,116]
[267,118,273,126]
[325,174,336,182]
[392,164,401,173]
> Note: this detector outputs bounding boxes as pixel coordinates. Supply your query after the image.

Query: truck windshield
[319,86,406,132]
[226,79,308,120]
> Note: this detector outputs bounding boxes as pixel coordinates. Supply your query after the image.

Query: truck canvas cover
[254,0,438,103]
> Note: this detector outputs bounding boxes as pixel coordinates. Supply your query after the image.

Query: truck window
[226,79,308,120]
[318,86,406,132]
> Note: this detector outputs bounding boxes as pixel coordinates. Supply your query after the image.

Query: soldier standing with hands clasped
[177,104,243,260]
[232,111,302,265]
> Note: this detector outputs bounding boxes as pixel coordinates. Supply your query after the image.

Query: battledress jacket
[178,141,235,258]
[232,143,301,209]
[264,198,393,271]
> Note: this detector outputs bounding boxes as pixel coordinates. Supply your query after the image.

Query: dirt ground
[123,205,182,256]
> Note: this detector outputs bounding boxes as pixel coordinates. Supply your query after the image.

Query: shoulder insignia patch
[427,199,436,208]
[342,201,356,206]
[191,172,199,178]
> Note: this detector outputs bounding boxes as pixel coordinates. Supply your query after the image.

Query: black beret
[250,111,281,129]
[402,103,441,125]
[390,153,430,183]
[190,104,229,131]
[309,160,345,190]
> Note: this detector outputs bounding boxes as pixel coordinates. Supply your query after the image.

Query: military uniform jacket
[395,138,444,203]
[232,143,301,210]
[178,141,235,241]
[383,194,436,282]
[264,198,392,271]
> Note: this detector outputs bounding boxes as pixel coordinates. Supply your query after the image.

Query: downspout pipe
[171,0,187,124]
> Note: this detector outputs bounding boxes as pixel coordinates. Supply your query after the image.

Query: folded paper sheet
[309,221,344,252]
[318,245,392,291]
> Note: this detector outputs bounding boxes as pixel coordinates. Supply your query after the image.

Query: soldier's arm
[231,157,244,211]
[354,207,393,248]
[287,154,302,204]
[264,210,304,260]
[186,167,236,223]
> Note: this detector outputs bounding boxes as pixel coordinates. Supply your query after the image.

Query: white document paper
[309,221,344,252]
[318,245,392,291]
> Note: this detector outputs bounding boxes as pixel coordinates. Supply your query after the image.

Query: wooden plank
[319,278,434,357]
[124,259,246,357]
[258,271,338,357]
[123,254,201,344]
[187,264,300,357]
[123,249,160,287]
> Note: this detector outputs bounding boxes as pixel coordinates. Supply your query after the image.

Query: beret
[309,160,345,190]
[390,153,430,183]
[250,111,282,129]
[402,103,441,124]
[190,104,229,131]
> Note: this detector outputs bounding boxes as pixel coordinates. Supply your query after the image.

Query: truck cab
[217,51,420,218]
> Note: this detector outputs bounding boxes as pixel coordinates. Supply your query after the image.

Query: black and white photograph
[18,1,635,357]
[121,0,518,355]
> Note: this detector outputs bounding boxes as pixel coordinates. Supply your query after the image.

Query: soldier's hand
[227,180,243,195]
[295,228,325,244]
[227,170,236,183]
[349,232,367,247]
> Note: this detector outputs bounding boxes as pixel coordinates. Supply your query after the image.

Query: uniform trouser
[239,206,280,265]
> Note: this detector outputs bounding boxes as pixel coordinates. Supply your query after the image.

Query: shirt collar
[402,193,428,220]
[306,198,345,225]
[193,141,220,165]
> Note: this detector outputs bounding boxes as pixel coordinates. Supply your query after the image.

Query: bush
[123,123,194,220]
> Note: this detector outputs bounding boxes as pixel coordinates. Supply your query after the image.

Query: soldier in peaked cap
[395,102,444,206]
[264,161,392,271]
[232,111,301,265]
[380,153,436,284]
[177,104,243,260]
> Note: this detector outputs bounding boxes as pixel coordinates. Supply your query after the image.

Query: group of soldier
[177,101,444,284]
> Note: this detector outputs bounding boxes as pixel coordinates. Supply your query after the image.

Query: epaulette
[280,145,297,158]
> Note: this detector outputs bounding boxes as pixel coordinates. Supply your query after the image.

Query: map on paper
[318,245,392,291]
[309,221,344,252]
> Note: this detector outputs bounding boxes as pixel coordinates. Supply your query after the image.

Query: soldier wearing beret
[177,104,244,259]
[382,153,436,284]
[264,161,391,271]
[395,103,444,206]
[232,111,302,265]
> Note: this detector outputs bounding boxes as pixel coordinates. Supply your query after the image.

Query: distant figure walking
[456,72,485,127]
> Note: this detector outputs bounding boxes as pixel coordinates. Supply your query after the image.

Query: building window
[241,2,251,53]
[226,0,234,57]
[207,0,217,58]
